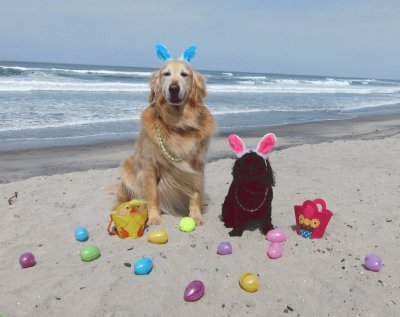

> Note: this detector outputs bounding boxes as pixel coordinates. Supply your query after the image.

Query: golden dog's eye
[181,72,189,77]
[162,72,171,76]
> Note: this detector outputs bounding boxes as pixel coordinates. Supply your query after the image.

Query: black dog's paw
[262,222,274,234]
[229,228,244,237]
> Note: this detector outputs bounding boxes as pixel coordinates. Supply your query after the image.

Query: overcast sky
[1,0,399,79]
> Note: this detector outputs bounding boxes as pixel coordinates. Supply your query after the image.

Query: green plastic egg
[80,245,101,262]
[179,217,196,232]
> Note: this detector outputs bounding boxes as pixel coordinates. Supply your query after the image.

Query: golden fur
[112,60,215,225]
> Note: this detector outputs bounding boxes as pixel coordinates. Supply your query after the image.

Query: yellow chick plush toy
[109,199,148,239]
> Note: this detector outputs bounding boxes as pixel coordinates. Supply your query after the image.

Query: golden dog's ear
[148,71,161,103]
[189,71,207,105]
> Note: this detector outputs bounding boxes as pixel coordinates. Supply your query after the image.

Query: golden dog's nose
[169,83,180,95]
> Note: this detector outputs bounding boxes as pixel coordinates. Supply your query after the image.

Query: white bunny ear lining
[228,134,246,158]
[228,133,277,158]
[256,133,277,158]
[154,43,197,62]
[154,44,171,61]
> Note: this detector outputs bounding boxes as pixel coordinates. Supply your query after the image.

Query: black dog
[222,134,276,236]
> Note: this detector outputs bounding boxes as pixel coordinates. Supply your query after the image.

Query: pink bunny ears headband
[228,133,277,159]
[154,43,197,62]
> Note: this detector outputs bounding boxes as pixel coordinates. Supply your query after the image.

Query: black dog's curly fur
[222,152,275,236]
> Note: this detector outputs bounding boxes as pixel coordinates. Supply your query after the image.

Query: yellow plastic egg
[239,272,259,293]
[148,230,169,244]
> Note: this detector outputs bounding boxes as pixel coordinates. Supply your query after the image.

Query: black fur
[222,152,275,236]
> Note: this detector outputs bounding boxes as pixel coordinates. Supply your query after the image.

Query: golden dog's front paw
[189,211,204,225]
[147,213,162,225]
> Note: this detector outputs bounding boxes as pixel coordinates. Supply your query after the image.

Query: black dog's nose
[169,83,180,95]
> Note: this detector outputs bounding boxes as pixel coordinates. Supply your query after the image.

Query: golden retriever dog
[112,59,215,225]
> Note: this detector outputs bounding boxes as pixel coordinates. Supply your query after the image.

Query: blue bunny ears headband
[154,44,197,62]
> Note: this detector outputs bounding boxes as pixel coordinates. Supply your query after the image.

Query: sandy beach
[1,115,399,317]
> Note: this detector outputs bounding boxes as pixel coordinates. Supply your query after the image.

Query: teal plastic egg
[74,226,89,241]
[134,257,153,275]
[80,245,101,262]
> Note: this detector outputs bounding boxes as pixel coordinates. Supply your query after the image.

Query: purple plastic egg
[19,252,36,268]
[364,253,382,272]
[184,280,205,302]
[266,229,286,243]
[217,242,232,255]
[267,242,283,259]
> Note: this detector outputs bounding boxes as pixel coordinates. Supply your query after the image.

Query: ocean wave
[274,78,351,86]
[0,65,153,79]
[0,80,149,92]
[3,131,136,142]
[236,76,267,80]
[208,83,400,94]
[0,115,141,132]
[52,68,153,77]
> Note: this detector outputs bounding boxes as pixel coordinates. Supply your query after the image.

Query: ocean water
[1,60,400,151]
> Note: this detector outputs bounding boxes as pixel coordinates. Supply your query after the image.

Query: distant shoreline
[1,113,399,183]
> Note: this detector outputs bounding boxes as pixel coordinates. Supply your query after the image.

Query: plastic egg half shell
[148,230,169,244]
[267,242,283,259]
[364,253,382,272]
[134,257,153,275]
[80,245,101,262]
[19,252,36,268]
[239,272,259,293]
[74,226,89,241]
[179,217,196,232]
[217,242,232,255]
[266,229,286,243]
[184,280,205,302]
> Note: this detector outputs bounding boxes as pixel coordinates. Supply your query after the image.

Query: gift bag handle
[302,199,327,218]
[107,215,118,235]
[312,198,326,212]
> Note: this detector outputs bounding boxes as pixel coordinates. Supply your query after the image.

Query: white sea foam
[236,76,267,80]
[208,83,400,94]
[0,115,141,132]
[0,80,149,92]
[0,65,153,78]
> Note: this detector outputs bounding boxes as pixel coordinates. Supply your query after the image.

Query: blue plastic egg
[134,257,153,275]
[74,226,89,241]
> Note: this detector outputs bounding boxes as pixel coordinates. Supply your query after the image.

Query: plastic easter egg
[74,226,89,241]
[19,252,36,268]
[179,217,196,232]
[134,257,153,275]
[148,230,169,244]
[217,242,232,255]
[266,229,286,243]
[184,280,205,302]
[239,272,259,293]
[267,242,283,259]
[364,253,382,272]
[80,245,101,262]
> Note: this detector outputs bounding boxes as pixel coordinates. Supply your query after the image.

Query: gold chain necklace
[155,111,184,162]
[235,186,268,213]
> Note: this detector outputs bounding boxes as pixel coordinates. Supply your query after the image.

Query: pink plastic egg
[217,242,232,255]
[184,280,205,302]
[266,229,286,243]
[19,252,36,268]
[364,253,382,272]
[267,242,283,259]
